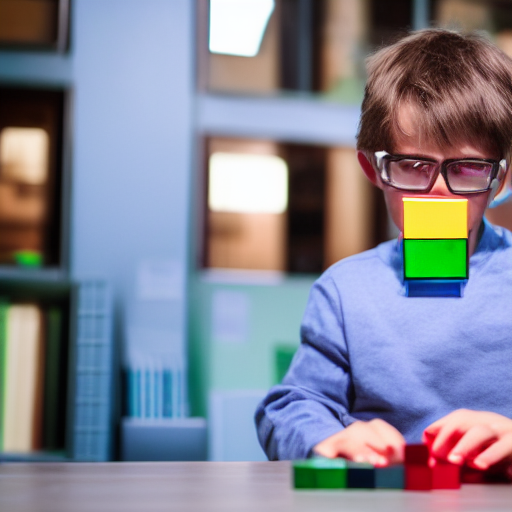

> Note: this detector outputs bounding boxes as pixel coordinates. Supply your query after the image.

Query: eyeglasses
[373,151,507,194]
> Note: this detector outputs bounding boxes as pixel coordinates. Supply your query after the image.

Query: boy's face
[357,107,506,256]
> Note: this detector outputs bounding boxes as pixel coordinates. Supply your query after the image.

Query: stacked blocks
[293,459,404,490]
[403,198,468,297]
[293,444,460,491]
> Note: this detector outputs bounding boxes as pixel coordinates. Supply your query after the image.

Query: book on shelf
[0,301,8,450]
[125,352,187,420]
[2,304,44,452]
[42,307,65,451]
[0,302,67,454]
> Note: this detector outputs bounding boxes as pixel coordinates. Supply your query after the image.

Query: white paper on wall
[212,290,250,344]
[137,259,185,301]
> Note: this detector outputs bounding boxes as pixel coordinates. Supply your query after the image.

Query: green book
[42,307,63,451]
[274,344,297,384]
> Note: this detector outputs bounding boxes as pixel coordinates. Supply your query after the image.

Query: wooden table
[0,461,510,512]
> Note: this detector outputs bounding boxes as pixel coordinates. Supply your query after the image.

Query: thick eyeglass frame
[373,150,507,195]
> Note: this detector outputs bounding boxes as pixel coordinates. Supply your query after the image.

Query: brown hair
[356,28,512,157]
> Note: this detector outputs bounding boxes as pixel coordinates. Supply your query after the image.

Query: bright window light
[209,0,275,57]
[209,152,288,214]
[0,127,49,185]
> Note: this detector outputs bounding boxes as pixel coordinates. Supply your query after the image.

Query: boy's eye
[448,161,492,176]
[394,160,433,174]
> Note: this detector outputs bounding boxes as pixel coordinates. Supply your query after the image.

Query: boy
[255,29,512,479]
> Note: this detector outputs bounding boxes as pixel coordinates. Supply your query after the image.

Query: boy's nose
[429,172,452,196]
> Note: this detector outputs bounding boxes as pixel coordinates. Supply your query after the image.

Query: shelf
[196,93,360,146]
[0,451,69,463]
[121,417,208,461]
[0,272,71,300]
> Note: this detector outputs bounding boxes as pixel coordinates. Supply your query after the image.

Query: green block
[294,464,316,489]
[293,458,348,489]
[403,239,467,279]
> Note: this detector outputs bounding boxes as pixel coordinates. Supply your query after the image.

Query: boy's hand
[313,419,405,466]
[423,409,512,479]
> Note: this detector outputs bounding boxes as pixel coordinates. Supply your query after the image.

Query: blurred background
[0,0,511,463]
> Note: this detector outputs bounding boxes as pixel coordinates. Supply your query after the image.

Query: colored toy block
[375,465,405,489]
[347,462,375,488]
[405,279,463,297]
[405,444,430,465]
[432,462,460,489]
[293,458,347,489]
[293,447,460,492]
[403,239,468,279]
[403,198,468,239]
[460,466,488,483]
[404,445,461,490]
[293,461,316,489]
[405,465,432,490]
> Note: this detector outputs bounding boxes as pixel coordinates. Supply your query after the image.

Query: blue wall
[71,0,194,345]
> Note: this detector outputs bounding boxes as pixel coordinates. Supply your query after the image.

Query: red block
[405,465,432,490]
[461,467,487,484]
[405,444,430,465]
[432,462,460,489]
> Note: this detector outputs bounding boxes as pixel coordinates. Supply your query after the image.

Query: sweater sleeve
[255,274,358,460]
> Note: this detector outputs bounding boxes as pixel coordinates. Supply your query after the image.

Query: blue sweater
[255,221,512,460]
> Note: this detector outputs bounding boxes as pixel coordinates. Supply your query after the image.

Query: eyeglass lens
[386,159,493,192]
[445,161,492,192]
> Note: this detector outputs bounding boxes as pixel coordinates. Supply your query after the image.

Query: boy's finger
[471,433,512,470]
[333,438,389,465]
[430,423,464,459]
[353,449,389,467]
[313,443,340,458]
[424,418,448,438]
[424,409,470,439]
[447,425,497,465]
[367,419,405,463]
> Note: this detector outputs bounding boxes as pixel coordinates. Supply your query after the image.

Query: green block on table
[293,458,348,489]
[293,461,316,489]
[403,239,467,279]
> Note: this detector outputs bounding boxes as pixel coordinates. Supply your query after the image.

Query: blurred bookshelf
[0,278,114,462]
[0,4,114,462]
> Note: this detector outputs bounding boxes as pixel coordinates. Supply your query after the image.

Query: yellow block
[403,198,468,239]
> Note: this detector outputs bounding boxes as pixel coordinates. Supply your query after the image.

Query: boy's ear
[487,161,512,208]
[357,150,381,188]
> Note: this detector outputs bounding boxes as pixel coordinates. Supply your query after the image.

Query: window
[199,0,413,102]
[202,137,388,273]
[432,0,512,54]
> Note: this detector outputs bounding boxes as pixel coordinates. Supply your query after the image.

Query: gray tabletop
[0,461,510,512]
